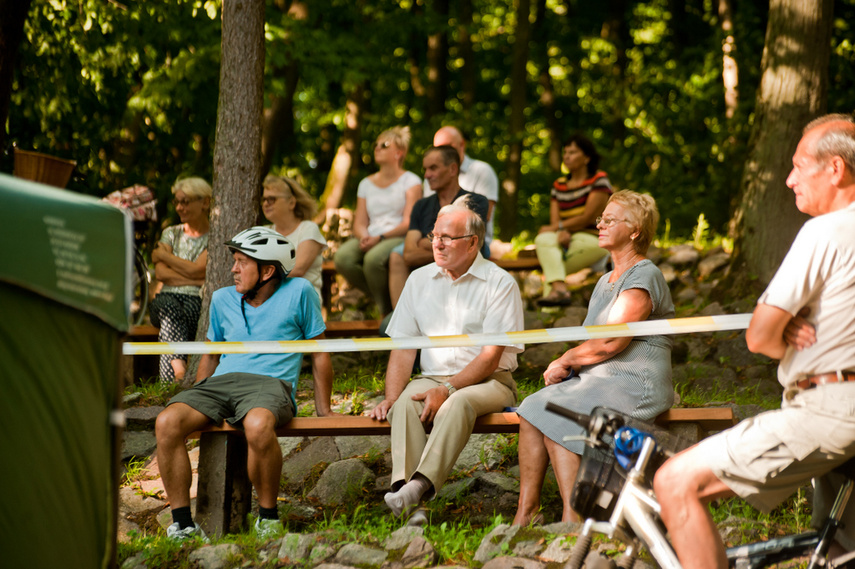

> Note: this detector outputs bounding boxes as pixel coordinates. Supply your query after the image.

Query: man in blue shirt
[155,227,334,541]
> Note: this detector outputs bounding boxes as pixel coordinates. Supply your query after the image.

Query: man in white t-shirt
[423,126,499,251]
[369,204,523,525]
[654,114,855,569]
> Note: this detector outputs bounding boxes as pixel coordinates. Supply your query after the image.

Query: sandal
[537,290,572,307]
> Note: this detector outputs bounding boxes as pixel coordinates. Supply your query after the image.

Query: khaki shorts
[168,372,295,428]
[696,383,855,546]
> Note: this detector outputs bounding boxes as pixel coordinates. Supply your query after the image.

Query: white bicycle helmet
[226,226,296,277]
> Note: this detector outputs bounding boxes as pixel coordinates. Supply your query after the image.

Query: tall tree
[729,0,833,285]
[458,0,476,119]
[0,0,32,154]
[426,0,450,120]
[532,0,562,171]
[193,0,266,375]
[317,82,365,214]
[500,0,533,241]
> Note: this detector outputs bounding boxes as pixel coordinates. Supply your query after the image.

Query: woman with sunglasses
[334,126,422,316]
[262,174,327,300]
[150,176,212,382]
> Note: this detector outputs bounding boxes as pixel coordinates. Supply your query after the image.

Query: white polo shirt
[387,254,523,375]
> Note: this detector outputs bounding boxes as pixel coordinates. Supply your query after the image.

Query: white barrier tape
[123,313,752,356]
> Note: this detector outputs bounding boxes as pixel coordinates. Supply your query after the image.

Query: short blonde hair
[262,174,318,220]
[379,126,412,166]
[172,176,212,201]
[608,190,659,254]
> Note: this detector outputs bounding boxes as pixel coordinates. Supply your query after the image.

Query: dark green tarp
[0,174,130,568]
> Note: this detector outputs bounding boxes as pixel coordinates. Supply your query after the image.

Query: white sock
[384,475,431,517]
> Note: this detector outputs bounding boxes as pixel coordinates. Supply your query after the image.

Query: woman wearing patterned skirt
[514,190,675,525]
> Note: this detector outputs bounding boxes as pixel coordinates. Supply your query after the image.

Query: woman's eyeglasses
[375,141,392,149]
[596,216,630,228]
[172,197,200,207]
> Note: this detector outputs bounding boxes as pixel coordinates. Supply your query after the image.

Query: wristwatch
[442,381,457,395]
[379,234,386,241]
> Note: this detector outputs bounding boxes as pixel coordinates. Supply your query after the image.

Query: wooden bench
[189,407,735,536]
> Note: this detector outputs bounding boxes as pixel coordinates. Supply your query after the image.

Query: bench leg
[195,431,252,537]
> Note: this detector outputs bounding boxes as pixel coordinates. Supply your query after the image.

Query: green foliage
[125,376,184,407]
[8,0,855,242]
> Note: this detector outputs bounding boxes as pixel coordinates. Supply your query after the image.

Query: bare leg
[544,436,582,523]
[388,252,409,310]
[653,447,734,569]
[155,403,212,508]
[513,418,550,525]
[243,408,283,509]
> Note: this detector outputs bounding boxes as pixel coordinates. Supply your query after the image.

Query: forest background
[2,0,854,287]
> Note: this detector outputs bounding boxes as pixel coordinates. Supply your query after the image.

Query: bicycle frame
[550,404,855,569]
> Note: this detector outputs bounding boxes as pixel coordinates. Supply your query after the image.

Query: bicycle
[102,185,158,326]
[545,402,855,569]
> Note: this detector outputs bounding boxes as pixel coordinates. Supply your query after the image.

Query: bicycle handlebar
[545,401,592,430]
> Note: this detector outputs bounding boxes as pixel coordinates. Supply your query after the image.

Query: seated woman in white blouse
[333,126,422,316]
[262,174,327,300]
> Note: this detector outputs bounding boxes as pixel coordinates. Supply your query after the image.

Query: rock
[699,301,725,316]
[124,406,163,428]
[538,533,575,562]
[541,521,581,535]
[121,431,157,461]
[512,540,546,557]
[561,305,588,322]
[384,526,425,550]
[120,553,146,569]
[658,262,678,283]
[474,524,519,563]
[335,543,388,566]
[520,343,564,369]
[437,477,478,501]
[122,392,142,406]
[481,556,546,569]
[668,244,699,266]
[675,287,697,303]
[585,549,618,569]
[714,332,774,368]
[335,434,390,459]
[453,434,503,471]
[279,532,317,562]
[281,436,340,486]
[308,458,376,505]
[188,543,241,569]
[672,363,739,394]
[698,252,730,279]
[523,274,543,299]
[119,486,167,514]
[476,471,520,493]
[279,435,306,458]
[523,310,544,331]
[400,536,438,568]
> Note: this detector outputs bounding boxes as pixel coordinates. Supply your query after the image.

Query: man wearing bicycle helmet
[155,226,334,542]
[655,114,855,569]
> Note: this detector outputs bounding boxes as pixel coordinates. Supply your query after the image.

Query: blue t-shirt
[207,278,325,406]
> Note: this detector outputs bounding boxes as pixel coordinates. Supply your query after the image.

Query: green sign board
[0,173,132,331]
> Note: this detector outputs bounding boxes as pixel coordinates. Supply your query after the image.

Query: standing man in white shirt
[369,203,523,525]
[424,126,499,252]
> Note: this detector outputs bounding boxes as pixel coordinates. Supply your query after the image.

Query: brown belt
[795,372,855,390]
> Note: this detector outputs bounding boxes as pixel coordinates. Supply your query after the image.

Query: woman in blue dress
[514,190,675,525]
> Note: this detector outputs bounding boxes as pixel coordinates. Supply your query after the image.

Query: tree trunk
[317,82,365,213]
[719,0,739,118]
[499,0,532,241]
[533,0,562,171]
[0,0,32,153]
[459,0,476,119]
[602,0,630,150]
[191,0,266,381]
[426,0,449,120]
[729,0,833,286]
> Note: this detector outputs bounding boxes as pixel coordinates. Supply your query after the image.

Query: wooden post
[196,432,252,537]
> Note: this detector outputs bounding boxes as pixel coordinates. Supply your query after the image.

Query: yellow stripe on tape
[122,313,753,356]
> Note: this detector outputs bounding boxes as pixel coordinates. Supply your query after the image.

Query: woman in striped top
[535,134,612,306]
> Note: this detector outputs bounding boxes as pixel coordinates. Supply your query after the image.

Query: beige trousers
[387,372,516,495]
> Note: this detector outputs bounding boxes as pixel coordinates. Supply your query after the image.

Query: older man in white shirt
[369,200,523,524]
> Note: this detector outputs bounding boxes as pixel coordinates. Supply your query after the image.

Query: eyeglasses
[375,141,392,149]
[596,216,630,228]
[261,196,283,206]
[172,197,200,207]
[428,233,475,246]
